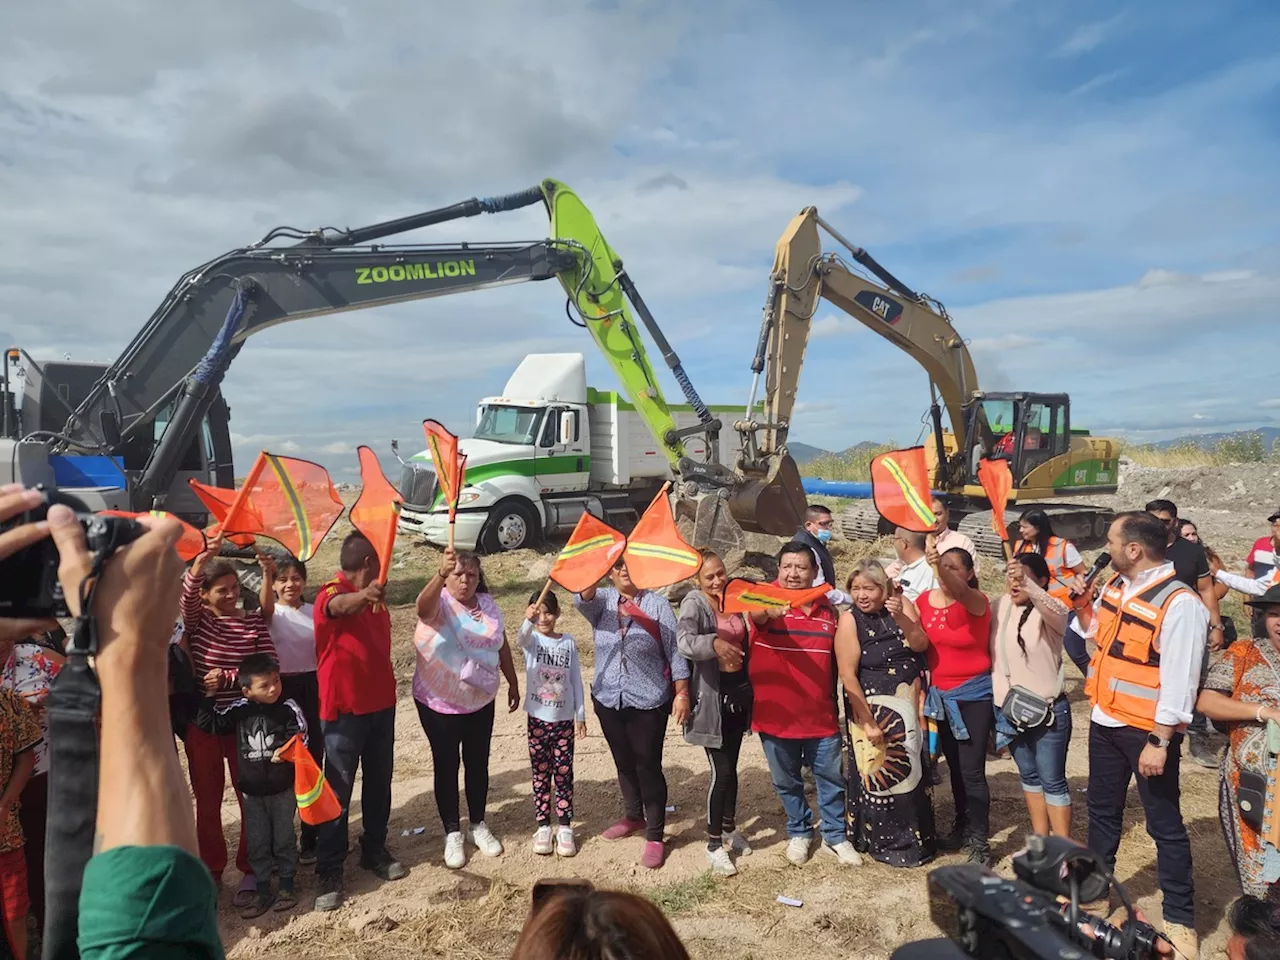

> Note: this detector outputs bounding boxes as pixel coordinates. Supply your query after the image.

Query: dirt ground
[209,465,1278,959]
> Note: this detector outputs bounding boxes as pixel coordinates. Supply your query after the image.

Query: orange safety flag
[722,578,829,614]
[622,487,702,590]
[100,510,207,562]
[219,451,344,562]
[977,457,1014,543]
[422,420,467,521]
[277,734,340,826]
[549,512,627,594]
[188,479,256,547]
[350,446,402,585]
[870,447,937,533]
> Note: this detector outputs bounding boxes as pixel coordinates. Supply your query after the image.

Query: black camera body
[893,836,1160,960]
[0,486,144,619]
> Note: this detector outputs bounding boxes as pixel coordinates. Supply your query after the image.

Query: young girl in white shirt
[518,590,587,857]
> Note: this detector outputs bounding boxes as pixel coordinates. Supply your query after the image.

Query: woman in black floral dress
[835,559,937,866]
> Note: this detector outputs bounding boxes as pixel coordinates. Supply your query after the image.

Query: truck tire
[481,499,539,553]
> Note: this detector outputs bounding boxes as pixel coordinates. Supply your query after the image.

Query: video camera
[891,836,1164,960]
[0,486,143,619]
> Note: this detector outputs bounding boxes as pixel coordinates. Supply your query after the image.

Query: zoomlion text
[355,260,477,284]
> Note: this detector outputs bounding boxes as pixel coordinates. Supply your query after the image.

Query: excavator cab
[962,393,1073,487]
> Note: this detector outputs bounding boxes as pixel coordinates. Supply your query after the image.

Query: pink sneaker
[640,840,665,869]
[601,818,646,842]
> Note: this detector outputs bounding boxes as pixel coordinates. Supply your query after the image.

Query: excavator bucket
[726,452,807,537]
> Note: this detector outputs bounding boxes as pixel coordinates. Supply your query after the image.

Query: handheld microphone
[1070,552,1112,603]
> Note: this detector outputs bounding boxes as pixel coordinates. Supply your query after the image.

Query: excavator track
[838,502,890,543]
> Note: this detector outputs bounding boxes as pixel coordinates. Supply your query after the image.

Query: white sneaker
[723,830,753,856]
[532,825,554,856]
[706,846,737,876]
[785,836,812,866]
[555,826,577,858]
[823,840,863,866]
[470,821,504,858]
[444,831,467,869]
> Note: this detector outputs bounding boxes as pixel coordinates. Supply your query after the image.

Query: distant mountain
[1152,427,1280,451]
[787,442,832,465]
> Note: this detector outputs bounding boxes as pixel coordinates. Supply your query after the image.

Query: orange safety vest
[1015,536,1076,605]
[1084,570,1193,731]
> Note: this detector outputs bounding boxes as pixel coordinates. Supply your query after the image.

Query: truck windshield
[474,404,543,445]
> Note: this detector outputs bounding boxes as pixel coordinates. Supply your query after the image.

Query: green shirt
[79,846,223,959]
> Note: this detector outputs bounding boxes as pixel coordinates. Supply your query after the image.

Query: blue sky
[1,0,1277,476]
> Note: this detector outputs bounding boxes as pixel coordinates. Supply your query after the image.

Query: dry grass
[1115,432,1276,467]
[800,444,898,481]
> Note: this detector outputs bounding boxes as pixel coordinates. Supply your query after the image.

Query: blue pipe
[802,478,873,499]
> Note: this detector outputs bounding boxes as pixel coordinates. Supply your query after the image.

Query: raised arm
[257,553,277,624]
[415,548,455,622]
[928,542,988,616]
[886,587,929,652]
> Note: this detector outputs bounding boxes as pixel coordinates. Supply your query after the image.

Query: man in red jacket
[312,533,407,912]
[747,541,863,868]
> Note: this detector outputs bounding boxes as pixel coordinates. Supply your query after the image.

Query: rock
[349,910,399,934]
[1228,480,1247,498]
[245,926,263,940]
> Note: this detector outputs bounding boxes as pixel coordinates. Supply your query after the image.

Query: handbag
[1238,770,1266,830]
[998,603,1061,734]
[459,657,499,695]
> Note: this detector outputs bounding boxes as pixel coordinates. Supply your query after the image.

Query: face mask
[816,528,833,544]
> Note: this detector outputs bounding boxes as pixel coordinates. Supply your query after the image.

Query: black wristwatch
[1146,733,1171,748]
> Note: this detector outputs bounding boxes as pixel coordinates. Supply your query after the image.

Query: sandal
[239,893,274,919]
[273,888,298,912]
[232,874,258,908]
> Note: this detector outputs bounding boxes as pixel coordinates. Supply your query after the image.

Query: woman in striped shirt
[181,536,276,905]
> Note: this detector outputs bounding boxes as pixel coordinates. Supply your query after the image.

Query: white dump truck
[395,353,749,552]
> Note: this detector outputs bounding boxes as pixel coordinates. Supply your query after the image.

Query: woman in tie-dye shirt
[413,548,521,871]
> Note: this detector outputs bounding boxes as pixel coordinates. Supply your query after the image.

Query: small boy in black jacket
[199,653,307,918]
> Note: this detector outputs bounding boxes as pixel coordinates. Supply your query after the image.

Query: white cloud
[1054,16,1124,58]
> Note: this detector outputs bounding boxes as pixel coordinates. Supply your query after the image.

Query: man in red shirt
[312,533,406,912]
[748,542,863,868]
[1246,510,1280,636]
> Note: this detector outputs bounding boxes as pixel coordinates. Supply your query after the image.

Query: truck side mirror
[390,438,405,464]
[99,410,122,447]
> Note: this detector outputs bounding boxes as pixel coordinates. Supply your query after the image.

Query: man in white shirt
[1076,511,1207,959]
[930,498,980,575]
[889,528,938,601]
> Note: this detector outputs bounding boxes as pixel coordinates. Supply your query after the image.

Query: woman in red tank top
[919,544,993,866]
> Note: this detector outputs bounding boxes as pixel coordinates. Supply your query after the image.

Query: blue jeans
[759,732,847,846]
[1008,697,1072,807]
[1063,617,1090,676]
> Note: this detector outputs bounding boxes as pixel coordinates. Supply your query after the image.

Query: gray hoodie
[676,590,750,749]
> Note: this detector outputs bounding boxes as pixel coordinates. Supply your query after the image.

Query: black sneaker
[964,838,992,867]
[937,820,969,853]
[313,873,344,913]
[359,845,408,881]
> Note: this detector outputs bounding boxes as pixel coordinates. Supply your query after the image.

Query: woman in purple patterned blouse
[576,558,690,869]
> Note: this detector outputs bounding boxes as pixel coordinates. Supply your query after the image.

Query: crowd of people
[3,483,1280,957]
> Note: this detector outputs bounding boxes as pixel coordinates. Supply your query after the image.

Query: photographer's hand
[0,486,59,643]
[48,504,198,857]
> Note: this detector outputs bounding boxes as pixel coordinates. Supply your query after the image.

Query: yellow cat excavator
[733,207,1119,555]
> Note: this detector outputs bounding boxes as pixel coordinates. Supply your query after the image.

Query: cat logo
[853,289,904,325]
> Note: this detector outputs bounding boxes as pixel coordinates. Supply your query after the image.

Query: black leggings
[593,699,669,842]
[416,699,495,833]
[939,697,994,842]
[705,717,746,849]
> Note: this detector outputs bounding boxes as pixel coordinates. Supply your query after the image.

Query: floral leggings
[528,717,576,826]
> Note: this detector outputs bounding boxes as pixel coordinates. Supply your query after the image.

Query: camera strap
[43,614,102,960]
